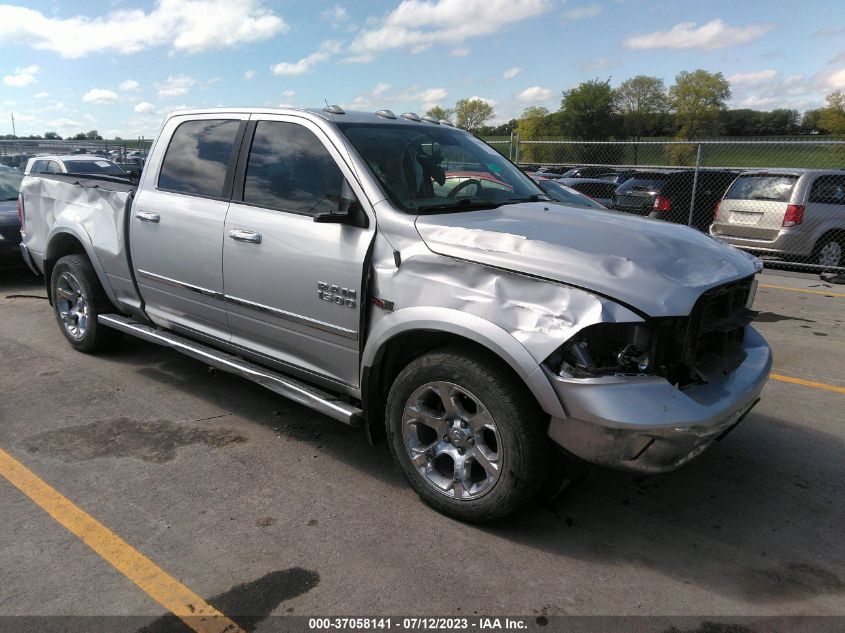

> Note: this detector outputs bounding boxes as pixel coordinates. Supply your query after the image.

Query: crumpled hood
[415,202,760,316]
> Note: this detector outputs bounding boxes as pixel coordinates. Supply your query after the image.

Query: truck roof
[164,106,458,127]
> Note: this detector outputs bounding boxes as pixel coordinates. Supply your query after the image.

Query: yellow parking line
[0,447,244,633]
[759,284,845,298]
[770,373,845,395]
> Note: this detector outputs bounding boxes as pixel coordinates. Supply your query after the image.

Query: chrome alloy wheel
[818,241,843,268]
[402,381,502,500]
[55,271,89,339]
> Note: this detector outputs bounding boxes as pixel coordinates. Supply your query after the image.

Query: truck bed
[20,173,142,314]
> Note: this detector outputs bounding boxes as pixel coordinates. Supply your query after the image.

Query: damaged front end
[544,276,771,474]
[548,276,758,387]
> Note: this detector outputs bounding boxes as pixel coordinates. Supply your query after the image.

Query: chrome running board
[98,314,364,426]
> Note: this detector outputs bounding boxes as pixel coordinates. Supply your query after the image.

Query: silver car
[711,169,845,269]
[24,155,127,177]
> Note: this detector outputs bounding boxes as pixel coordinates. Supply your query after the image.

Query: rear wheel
[385,348,550,522]
[813,234,844,270]
[51,254,118,352]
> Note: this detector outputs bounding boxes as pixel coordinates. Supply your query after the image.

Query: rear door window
[157,119,241,198]
[724,174,798,202]
[31,160,46,174]
[808,175,845,205]
[242,121,346,216]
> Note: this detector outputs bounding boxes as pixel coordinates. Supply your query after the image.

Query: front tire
[385,347,550,522]
[50,254,118,353]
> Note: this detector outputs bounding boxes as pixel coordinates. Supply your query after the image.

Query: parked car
[710,170,845,269]
[557,178,618,207]
[19,107,770,522]
[0,165,24,261]
[561,166,622,179]
[610,169,739,231]
[536,179,608,209]
[25,155,128,177]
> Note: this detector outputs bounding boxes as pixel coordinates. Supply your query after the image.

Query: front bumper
[546,326,772,474]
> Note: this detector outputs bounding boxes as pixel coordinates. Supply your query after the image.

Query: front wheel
[51,254,118,353]
[385,348,550,522]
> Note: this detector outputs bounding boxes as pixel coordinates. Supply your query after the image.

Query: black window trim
[231,118,356,219]
[155,118,247,202]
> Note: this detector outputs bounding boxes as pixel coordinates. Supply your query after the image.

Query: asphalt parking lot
[0,264,843,631]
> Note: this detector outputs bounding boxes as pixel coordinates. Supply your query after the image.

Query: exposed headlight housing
[548,323,656,378]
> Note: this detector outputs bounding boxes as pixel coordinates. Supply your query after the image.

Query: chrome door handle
[135,210,160,223]
[228,229,262,244]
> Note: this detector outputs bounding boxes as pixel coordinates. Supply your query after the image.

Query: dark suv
[611,169,739,231]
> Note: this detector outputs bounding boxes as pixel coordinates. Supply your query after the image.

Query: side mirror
[313,180,368,228]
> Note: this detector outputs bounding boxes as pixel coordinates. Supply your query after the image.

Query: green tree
[615,75,667,141]
[559,79,619,140]
[516,107,550,163]
[44,131,61,140]
[801,108,826,134]
[86,129,103,140]
[73,132,87,140]
[454,98,495,133]
[818,91,845,135]
[424,105,454,121]
[669,69,731,139]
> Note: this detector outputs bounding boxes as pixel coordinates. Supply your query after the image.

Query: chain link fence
[486,137,845,274]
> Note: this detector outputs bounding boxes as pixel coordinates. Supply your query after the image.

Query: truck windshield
[337,122,546,213]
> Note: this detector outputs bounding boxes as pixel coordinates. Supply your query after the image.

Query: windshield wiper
[414,198,503,214]
[501,194,551,204]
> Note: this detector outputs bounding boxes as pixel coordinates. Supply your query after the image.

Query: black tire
[50,254,118,353]
[385,347,550,522]
[813,234,845,270]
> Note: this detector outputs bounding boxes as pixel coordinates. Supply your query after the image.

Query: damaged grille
[659,276,756,386]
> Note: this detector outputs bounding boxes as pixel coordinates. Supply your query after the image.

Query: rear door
[222,116,375,389]
[130,114,247,340]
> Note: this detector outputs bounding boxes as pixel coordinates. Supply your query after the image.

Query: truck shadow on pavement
[487,411,845,607]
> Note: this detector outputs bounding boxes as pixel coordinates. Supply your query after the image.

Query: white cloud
[467,95,496,106]
[34,91,49,98]
[728,69,779,87]
[282,89,296,98]
[580,57,613,71]
[119,79,140,92]
[82,88,119,103]
[157,74,198,98]
[562,3,602,20]
[517,86,553,102]
[450,46,470,57]
[398,87,449,103]
[321,4,355,30]
[352,0,549,55]
[244,69,256,80]
[3,64,39,87]
[819,68,845,92]
[0,0,288,58]
[502,66,522,80]
[134,101,155,113]
[623,19,775,51]
[271,40,342,76]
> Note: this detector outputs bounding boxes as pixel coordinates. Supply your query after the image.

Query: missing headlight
[549,323,656,378]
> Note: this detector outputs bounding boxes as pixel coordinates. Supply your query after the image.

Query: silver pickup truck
[18,107,772,521]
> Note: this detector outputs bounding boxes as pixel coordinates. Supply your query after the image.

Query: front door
[223,116,375,389]
[130,114,246,340]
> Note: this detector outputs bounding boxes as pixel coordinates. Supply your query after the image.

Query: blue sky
[1,0,843,138]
